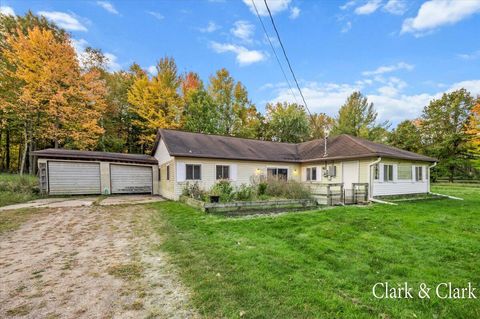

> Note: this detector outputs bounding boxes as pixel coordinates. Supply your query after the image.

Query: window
[166,165,170,181]
[186,164,201,180]
[267,168,288,180]
[216,165,230,180]
[373,164,380,180]
[398,164,412,180]
[158,168,161,181]
[324,165,336,178]
[415,166,423,181]
[383,164,394,182]
[306,167,317,181]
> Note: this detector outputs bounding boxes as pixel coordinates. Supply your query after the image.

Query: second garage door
[110,164,153,194]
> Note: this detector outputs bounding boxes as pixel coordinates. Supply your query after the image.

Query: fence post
[340,184,344,204]
[327,184,331,206]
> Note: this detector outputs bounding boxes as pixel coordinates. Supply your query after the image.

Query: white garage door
[48,161,101,195]
[110,164,152,194]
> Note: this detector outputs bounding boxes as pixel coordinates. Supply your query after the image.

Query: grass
[150,184,480,318]
[0,208,45,235]
[0,173,41,207]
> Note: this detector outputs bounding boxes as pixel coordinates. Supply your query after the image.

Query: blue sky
[1,0,480,126]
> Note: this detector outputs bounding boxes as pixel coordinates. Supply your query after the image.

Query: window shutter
[230,164,237,181]
[176,161,185,182]
[393,164,398,182]
[422,166,426,181]
[412,166,416,182]
[379,164,384,182]
[302,167,307,182]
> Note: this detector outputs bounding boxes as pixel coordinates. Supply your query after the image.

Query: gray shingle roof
[157,129,436,163]
[31,149,158,164]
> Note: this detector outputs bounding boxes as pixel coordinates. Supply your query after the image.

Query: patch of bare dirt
[0,205,198,319]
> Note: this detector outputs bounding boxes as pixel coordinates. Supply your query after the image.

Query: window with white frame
[398,164,412,180]
[216,165,230,180]
[306,167,317,181]
[186,164,201,180]
[267,168,288,180]
[323,165,336,178]
[383,164,394,182]
[415,166,423,181]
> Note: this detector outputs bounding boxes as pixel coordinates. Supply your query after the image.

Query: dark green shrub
[257,182,268,196]
[264,179,311,199]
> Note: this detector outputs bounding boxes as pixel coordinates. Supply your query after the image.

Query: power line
[250,0,299,105]
[263,0,313,117]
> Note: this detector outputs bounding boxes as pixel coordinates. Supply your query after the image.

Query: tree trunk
[5,127,10,172]
[19,127,28,176]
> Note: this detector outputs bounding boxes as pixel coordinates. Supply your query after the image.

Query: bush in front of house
[182,182,208,201]
[234,184,255,201]
[210,180,234,202]
[263,179,312,200]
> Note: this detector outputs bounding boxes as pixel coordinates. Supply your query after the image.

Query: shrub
[264,179,311,199]
[182,182,207,201]
[234,184,255,201]
[210,180,234,202]
[257,182,268,196]
[0,174,39,194]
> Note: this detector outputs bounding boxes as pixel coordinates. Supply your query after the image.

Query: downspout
[427,162,437,193]
[368,157,381,200]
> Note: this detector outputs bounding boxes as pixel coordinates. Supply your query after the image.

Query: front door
[342,161,359,190]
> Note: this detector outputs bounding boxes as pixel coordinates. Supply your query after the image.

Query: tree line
[0,12,479,180]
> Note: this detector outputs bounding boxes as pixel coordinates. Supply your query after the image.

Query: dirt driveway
[0,204,198,319]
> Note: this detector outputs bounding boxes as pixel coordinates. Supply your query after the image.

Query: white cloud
[341,21,352,33]
[199,21,220,33]
[72,38,120,71]
[147,11,164,21]
[210,42,266,65]
[231,20,255,42]
[104,52,121,71]
[243,0,291,16]
[269,77,480,125]
[362,62,414,76]
[355,0,382,15]
[401,0,480,36]
[383,0,407,15]
[147,65,157,75]
[0,6,15,16]
[96,1,119,15]
[38,11,87,32]
[340,0,357,11]
[289,6,300,19]
[458,50,480,60]
[448,80,480,94]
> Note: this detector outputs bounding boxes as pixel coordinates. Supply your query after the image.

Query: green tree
[207,68,261,137]
[265,102,310,143]
[309,113,334,139]
[389,120,422,153]
[332,91,388,141]
[183,89,220,134]
[421,89,475,182]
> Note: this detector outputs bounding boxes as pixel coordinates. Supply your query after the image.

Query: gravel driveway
[0,205,198,319]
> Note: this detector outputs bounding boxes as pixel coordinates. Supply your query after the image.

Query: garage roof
[155,129,436,163]
[31,149,158,165]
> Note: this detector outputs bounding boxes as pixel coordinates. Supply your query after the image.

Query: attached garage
[32,149,159,196]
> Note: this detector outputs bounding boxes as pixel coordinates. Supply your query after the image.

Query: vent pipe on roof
[323,128,330,157]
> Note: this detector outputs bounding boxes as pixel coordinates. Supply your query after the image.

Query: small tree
[389,120,423,153]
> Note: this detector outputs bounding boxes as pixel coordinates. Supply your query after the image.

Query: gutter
[367,157,381,200]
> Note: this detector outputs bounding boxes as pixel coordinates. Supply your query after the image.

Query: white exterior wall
[153,139,175,199]
[372,159,429,196]
[172,157,301,200]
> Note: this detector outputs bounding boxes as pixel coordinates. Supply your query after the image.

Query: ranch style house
[32,129,436,202]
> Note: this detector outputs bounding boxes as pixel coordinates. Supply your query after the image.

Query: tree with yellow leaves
[4,26,106,173]
[127,57,183,152]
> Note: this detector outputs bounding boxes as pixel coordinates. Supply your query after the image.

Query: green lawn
[0,173,40,207]
[150,184,480,318]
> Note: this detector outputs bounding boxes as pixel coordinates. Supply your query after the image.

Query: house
[153,129,436,200]
[32,129,436,201]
